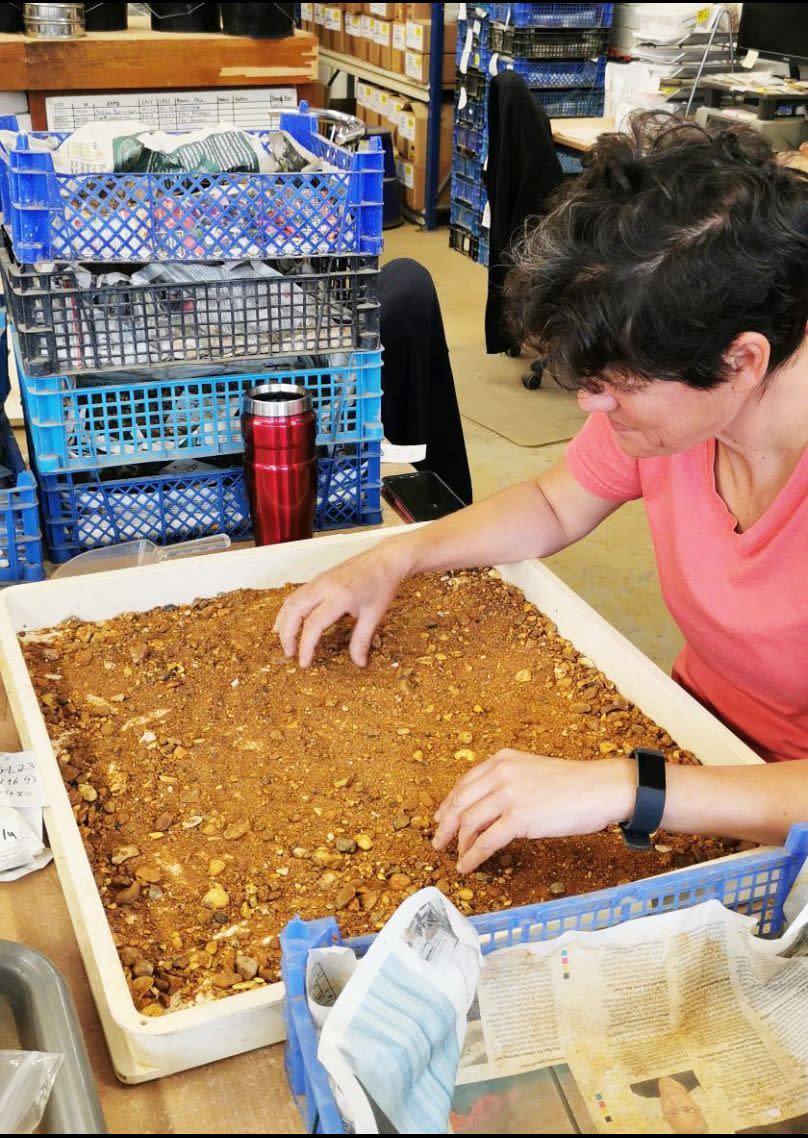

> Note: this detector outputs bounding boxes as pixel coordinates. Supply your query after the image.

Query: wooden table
[0,489,412,1133]
[0,14,318,129]
[550,116,615,152]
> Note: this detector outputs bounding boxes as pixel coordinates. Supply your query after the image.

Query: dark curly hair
[505,111,808,390]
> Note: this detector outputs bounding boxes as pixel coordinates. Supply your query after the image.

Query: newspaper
[451,898,808,1135]
[312,887,482,1134]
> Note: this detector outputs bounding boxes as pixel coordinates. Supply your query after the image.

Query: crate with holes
[0,105,385,560]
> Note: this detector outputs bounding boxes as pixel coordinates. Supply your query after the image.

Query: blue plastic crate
[452,172,486,212]
[281,823,808,1134]
[450,200,483,238]
[556,143,585,174]
[499,54,606,88]
[0,408,45,585]
[0,104,384,263]
[453,150,484,182]
[36,439,383,562]
[15,336,383,474]
[454,121,487,160]
[455,93,487,131]
[490,3,613,27]
[478,228,490,267]
[533,86,606,117]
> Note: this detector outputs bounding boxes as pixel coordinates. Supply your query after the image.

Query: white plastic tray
[0,529,762,1082]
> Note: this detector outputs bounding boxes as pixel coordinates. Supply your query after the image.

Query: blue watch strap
[619,747,667,851]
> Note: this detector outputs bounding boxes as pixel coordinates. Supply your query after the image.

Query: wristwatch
[619,747,667,851]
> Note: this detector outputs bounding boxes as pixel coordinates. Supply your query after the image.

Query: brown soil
[20,569,740,1016]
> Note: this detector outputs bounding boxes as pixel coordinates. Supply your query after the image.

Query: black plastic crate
[490,24,608,59]
[1,242,381,379]
[449,224,480,261]
[455,66,487,101]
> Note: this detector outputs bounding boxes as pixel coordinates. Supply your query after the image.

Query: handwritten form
[0,753,51,879]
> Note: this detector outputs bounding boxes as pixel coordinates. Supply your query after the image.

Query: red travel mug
[242,383,318,546]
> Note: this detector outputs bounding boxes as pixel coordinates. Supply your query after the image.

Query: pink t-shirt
[566,412,808,763]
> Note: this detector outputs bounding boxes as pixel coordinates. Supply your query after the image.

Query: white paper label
[459,25,473,74]
[482,200,491,228]
[0,752,46,810]
[381,441,427,464]
[392,22,406,49]
[406,20,425,51]
[458,3,467,21]
[458,85,468,111]
[489,51,499,77]
[300,2,313,20]
[325,7,341,32]
[473,18,481,34]
[0,805,44,872]
[742,48,760,69]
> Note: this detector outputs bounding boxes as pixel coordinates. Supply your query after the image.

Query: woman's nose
[577,388,620,414]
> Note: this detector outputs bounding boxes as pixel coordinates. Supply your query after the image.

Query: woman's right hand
[273,536,415,667]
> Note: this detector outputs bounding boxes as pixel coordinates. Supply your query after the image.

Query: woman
[274,113,808,874]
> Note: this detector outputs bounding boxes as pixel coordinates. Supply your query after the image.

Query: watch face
[633,747,667,791]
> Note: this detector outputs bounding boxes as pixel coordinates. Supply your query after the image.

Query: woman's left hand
[432,750,635,873]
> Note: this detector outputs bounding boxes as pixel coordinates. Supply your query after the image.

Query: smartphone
[382,471,466,523]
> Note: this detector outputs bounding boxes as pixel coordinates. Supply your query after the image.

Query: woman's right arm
[274,457,620,667]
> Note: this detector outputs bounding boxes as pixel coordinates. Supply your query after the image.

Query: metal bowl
[23,2,85,38]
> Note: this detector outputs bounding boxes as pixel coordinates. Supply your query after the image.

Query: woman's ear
[722,332,771,393]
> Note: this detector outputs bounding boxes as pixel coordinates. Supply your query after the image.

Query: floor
[382,223,684,674]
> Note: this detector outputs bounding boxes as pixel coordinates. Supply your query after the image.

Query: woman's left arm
[432,752,808,873]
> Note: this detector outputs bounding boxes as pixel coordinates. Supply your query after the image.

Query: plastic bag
[0,1050,63,1133]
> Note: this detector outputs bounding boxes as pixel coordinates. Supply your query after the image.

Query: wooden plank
[25,28,318,91]
[0,32,27,89]
[550,116,615,152]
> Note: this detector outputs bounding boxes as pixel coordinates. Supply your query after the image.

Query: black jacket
[484,70,564,355]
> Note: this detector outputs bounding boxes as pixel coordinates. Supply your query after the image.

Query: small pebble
[335,836,357,854]
[202,884,229,910]
[549,881,566,896]
[354,833,373,851]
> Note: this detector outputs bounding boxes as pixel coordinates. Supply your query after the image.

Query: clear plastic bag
[0,1050,63,1133]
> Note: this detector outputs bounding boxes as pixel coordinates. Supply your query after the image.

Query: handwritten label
[0,805,44,872]
[0,752,46,809]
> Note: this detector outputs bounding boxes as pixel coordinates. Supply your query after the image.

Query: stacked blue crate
[450,7,492,265]
[0,105,386,561]
[0,308,45,583]
[450,3,612,268]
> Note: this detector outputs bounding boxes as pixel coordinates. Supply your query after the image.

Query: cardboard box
[394,2,407,20]
[355,79,375,112]
[404,50,454,85]
[324,5,343,52]
[345,10,363,53]
[405,18,458,54]
[387,94,406,130]
[366,17,380,66]
[367,1,395,16]
[359,12,375,60]
[371,85,390,122]
[406,2,432,18]
[300,1,313,29]
[396,99,452,167]
[391,20,406,71]
[373,17,393,70]
[396,157,451,213]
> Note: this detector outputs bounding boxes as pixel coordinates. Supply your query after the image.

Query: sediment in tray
[20,569,740,1014]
